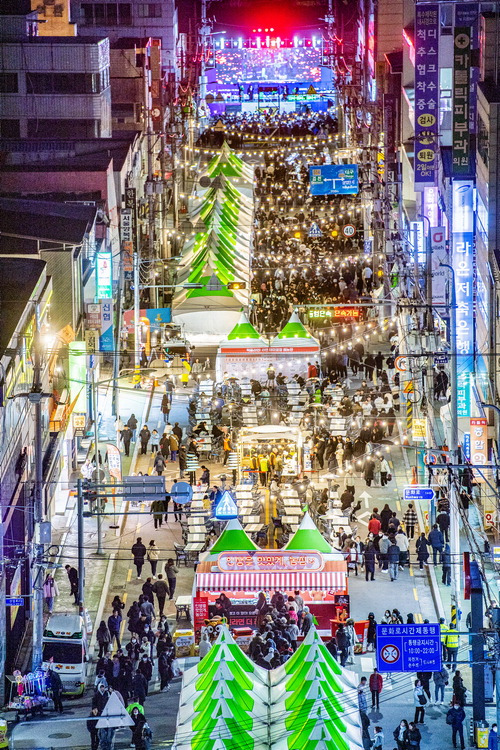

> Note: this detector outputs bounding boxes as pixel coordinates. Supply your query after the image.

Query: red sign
[220,346,318,354]
[470,418,488,476]
[193,596,209,630]
[217,550,324,573]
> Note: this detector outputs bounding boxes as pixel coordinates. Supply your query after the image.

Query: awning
[197,570,346,591]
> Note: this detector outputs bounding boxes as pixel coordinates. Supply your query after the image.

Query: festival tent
[197,141,254,190]
[208,518,259,555]
[260,312,321,377]
[284,512,335,555]
[173,627,363,750]
[173,627,269,750]
[216,311,271,380]
[269,628,363,750]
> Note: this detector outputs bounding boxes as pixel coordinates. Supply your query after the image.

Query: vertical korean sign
[452,28,472,174]
[414,4,439,190]
[469,418,488,481]
[96,251,112,299]
[452,180,474,417]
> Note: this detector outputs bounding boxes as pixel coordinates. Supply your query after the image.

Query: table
[244,523,264,533]
[240,515,261,524]
[236,491,254,499]
[235,484,254,491]
[175,595,192,620]
[190,500,205,510]
[282,515,300,525]
[187,534,206,543]
[185,542,204,552]
[283,499,302,508]
[187,525,205,534]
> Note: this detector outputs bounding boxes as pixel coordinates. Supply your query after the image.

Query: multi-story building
[0,257,52,689]
[70,0,178,71]
[0,10,111,139]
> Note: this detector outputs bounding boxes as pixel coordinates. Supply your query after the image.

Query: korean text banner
[414,4,439,190]
[452,180,474,417]
[309,164,359,195]
[452,27,472,175]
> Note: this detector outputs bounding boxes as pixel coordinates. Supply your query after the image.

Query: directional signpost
[6,597,23,607]
[403,486,435,502]
[376,624,442,672]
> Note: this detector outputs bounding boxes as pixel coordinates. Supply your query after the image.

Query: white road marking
[361,656,374,672]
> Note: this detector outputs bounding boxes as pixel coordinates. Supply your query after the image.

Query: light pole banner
[430,226,447,304]
[106,443,122,482]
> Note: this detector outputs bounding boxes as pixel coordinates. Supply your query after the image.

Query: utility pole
[440,262,461,617]
[470,559,485,722]
[30,327,45,671]
[491,606,500,730]
[76,480,84,610]
[144,43,155,263]
[133,250,141,386]
[91,370,103,555]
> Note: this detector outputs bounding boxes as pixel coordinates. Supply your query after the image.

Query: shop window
[137,3,162,17]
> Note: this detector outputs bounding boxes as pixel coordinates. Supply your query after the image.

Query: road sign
[170,481,193,505]
[307,84,317,95]
[403,486,434,501]
[403,380,414,393]
[123,476,165,502]
[394,355,409,372]
[309,164,359,195]
[434,354,449,366]
[342,224,356,237]
[423,452,437,465]
[376,624,441,672]
[406,388,421,404]
[6,597,23,606]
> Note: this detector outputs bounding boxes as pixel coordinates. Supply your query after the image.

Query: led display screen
[215,47,322,84]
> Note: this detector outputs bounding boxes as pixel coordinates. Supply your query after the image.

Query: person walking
[127,414,138,442]
[433,665,449,704]
[222,434,232,465]
[416,671,432,701]
[154,452,166,476]
[403,504,418,539]
[107,609,122,651]
[437,509,450,542]
[49,668,64,713]
[446,702,466,749]
[121,425,132,456]
[428,524,444,565]
[415,533,430,569]
[129,705,147,750]
[43,573,59,614]
[357,676,368,713]
[387,539,400,581]
[161,394,170,424]
[488,723,498,750]
[369,668,383,710]
[165,558,179,600]
[442,543,452,585]
[87,707,100,750]
[139,425,151,455]
[413,679,426,723]
[96,620,112,658]
[169,433,179,462]
[65,564,79,605]
[378,533,390,572]
[150,429,159,453]
[146,540,159,578]
[131,537,147,579]
[150,499,164,529]
[152,574,169,616]
[395,529,410,568]
[335,624,349,667]
[364,542,376,581]
[407,722,422,750]
[158,650,173,692]
[393,720,409,750]
[373,726,384,750]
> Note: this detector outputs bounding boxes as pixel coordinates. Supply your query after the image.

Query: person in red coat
[369,667,383,710]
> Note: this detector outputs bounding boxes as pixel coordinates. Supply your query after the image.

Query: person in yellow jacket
[445,622,459,672]
[439,617,448,660]
[258,454,269,486]
[222,434,232,465]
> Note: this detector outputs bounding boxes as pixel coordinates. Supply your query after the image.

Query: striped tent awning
[197,570,346,592]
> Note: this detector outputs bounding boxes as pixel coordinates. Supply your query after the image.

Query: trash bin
[476,721,489,748]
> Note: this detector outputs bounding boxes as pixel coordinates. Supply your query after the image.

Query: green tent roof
[210,518,258,554]
[284,512,332,554]
[227,311,262,340]
[275,311,316,341]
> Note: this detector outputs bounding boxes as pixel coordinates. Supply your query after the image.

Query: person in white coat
[199,633,212,660]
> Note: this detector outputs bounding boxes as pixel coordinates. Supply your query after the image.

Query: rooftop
[0,136,136,172]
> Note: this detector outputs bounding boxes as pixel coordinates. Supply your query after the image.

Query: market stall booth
[172,625,363,750]
[268,311,321,378]
[193,515,348,637]
[216,311,271,380]
[238,424,304,480]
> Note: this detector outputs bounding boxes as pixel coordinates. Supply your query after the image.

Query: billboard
[414,4,440,189]
[309,164,359,196]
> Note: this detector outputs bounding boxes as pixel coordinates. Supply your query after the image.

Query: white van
[42,614,88,696]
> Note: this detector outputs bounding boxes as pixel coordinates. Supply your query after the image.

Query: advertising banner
[96,251,112,299]
[452,27,472,174]
[414,3,440,189]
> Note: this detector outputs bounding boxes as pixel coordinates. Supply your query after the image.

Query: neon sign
[307,307,363,319]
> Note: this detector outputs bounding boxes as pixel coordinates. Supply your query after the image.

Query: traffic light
[227,282,246,290]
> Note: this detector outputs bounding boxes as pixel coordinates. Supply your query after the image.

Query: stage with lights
[204,33,334,114]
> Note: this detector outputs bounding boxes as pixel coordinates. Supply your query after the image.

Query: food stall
[238,425,304,480]
[193,515,348,637]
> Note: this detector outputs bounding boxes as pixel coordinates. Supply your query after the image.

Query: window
[113,103,135,118]
[137,3,162,17]
[27,72,108,94]
[42,642,83,665]
[80,3,131,26]
[0,73,18,93]
[0,119,20,137]
[28,119,99,138]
